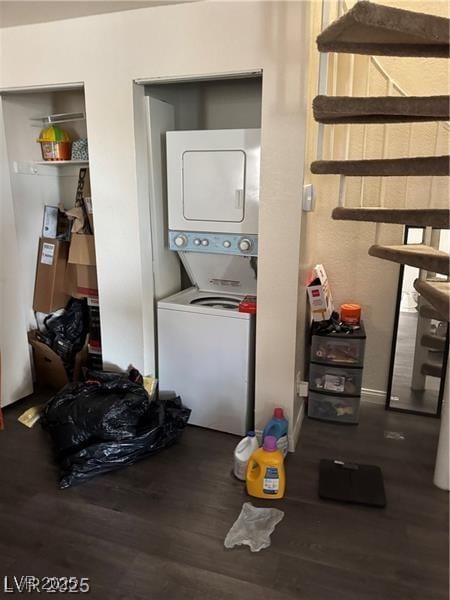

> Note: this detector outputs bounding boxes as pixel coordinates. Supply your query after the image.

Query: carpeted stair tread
[317,0,450,57]
[311,156,450,177]
[415,278,450,321]
[332,207,450,229]
[368,244,449,275]
[313,95,450,124]
[419,302,445,321]
[421,333,446,351]
[421,361,443,378]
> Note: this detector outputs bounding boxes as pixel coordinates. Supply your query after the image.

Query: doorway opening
[386,226,449,416]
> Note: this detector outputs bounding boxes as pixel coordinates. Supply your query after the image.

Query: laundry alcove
[135,73,262,435]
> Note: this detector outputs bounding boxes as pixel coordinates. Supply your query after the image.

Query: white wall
[147,77,262,131]
[0,1,186,28]
[0,1,311,445]
[0,99,33,406]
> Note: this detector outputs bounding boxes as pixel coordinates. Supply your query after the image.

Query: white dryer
[157,255,256,436]
[166,128,260,256]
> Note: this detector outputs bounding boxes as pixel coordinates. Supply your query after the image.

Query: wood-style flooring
[0,397,448,599]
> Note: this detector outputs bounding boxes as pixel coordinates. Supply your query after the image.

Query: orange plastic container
[246,436,286,499]
[40,141,72,161]
[37,125,72,161]
[340,303,361,326]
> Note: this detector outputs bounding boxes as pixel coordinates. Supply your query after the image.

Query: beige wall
[0,1,311,445]
[0,1,189,28]
[305,0,450,397]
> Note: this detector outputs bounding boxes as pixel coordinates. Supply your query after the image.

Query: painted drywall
[379,0,450,96]
[304,0,449,399]
[0,1,311,444]
[0,100,33,406]
[146,77,262,132]
[0,1,191,28]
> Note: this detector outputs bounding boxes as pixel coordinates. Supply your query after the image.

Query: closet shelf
[30,112,86,126]
[33,160,89,166]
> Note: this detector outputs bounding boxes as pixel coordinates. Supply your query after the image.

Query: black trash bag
[41,371,190,488]
[57,396,189,488]
[42,373,151,453]
[38,298,89,376]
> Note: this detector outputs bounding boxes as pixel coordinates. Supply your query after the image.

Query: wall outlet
[302,184,315,212]
[13,161,38,175]
[297,381,309,397]
[296,371,309,397]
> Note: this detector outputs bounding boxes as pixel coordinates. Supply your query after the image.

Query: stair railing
[316,0,449,251]
[316,0,449,415]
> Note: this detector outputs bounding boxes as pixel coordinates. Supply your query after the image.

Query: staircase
[311,0,450,490]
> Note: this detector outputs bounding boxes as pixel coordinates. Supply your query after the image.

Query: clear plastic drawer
[311,336,365,367]
[308,391,360,424]
[309,363,363,396]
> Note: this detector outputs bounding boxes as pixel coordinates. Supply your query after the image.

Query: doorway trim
[385,226,448,418]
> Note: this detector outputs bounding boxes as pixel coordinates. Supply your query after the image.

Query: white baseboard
[361,387,386,405]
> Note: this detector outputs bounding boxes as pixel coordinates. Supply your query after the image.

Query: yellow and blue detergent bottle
[246,435,286,499]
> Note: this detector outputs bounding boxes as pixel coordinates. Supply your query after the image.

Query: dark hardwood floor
[0,396,448,599]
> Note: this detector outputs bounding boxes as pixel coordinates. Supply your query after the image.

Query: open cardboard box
[28,330,87,390]
[306,264,334,322]
[66,234,98,298]
[33,237,71,313]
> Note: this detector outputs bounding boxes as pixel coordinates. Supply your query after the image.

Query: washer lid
[179,252,257,295]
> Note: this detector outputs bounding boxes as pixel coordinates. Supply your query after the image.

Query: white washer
[157,287,255,436]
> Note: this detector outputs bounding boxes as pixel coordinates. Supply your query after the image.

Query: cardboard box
[68,233,96,265]
[306,264,334,322]
[28,330,87,390]
[66,234,98,298]
[66,264,98,298]
[42,205,71,240]
[33,237,71,313]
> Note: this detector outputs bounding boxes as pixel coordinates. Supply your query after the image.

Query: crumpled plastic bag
[41,371,191,488]
[224,502,284,552]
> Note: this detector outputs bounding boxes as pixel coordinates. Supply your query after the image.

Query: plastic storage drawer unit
[309,363,363,396]
[308,391,360,424]
[310,322,366,367]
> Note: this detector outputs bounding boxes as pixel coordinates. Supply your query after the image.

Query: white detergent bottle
[233,431,259,481]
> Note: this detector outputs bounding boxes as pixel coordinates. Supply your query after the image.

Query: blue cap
[247,431,255,437]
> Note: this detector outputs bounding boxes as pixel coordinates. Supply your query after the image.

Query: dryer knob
[239,238,252,252]
[193,238,201,246]
[201,239,209,247]
[174,235,187,248]
[223,240,231,248]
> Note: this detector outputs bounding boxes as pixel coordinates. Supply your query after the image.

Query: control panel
[169,231,258,256]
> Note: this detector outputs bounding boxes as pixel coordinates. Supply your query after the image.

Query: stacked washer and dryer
[157,128,261,436]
